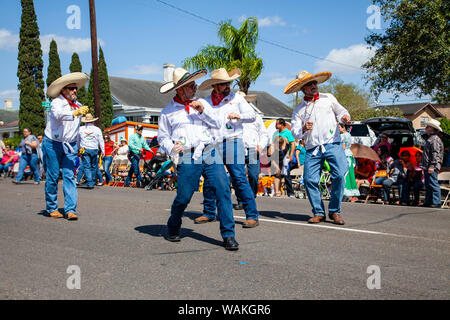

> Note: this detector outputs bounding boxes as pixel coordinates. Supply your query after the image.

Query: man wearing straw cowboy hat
[421,119,444,208]
[196,68,260,228]
[43,72,90,220]
[158,67,239,251]
[78,113,105,189]
[285,71,350,225]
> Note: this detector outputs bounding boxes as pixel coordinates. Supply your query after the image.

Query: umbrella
[398,146,422,166]
[350,143,380,162]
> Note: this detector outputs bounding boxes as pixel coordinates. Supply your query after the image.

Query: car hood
[361,117,415,135]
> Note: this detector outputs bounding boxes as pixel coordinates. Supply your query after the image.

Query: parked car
[361,117,423,159]
[345,121,377,147]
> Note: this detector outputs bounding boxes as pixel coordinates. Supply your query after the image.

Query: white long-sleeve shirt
[78,123,105,154]
[204,91,256,142]
[157,97,221,156]
[242,113,269,150]
[44,94,81,144]
[291,93,350,152]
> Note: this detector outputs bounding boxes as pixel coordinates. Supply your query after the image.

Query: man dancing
[285,71,350,225]
[158,67,238,251]
[196,68,260,228]
[43,72,89,220]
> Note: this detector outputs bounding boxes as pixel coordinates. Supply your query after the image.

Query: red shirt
[104,141,115,156]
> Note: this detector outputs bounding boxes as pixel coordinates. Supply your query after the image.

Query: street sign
[42,101,51,111]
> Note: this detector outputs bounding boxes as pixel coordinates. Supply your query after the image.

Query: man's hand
[303,121,313,132]
[341,114,350,124]
[73,106,89,117]
[190,100,204,114]
[428,168,435,174]
[227,113,241,120]
[171,142,183,155]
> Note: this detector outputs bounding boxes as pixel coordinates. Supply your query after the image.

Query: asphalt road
[0,178,449,300]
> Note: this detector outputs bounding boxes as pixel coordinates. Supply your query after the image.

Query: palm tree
[182,17,263,94]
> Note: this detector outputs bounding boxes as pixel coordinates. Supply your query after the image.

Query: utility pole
[89,0,101,127]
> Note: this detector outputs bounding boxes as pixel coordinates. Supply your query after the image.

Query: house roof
[379,102,443,117]
[0,120,18,129]
[109,76,292,119]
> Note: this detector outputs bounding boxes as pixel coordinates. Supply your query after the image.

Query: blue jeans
[237,147,260,202]
[402,180,424,204]
[375,177,404,202]
[15,153,40,183]
[77,159,103,184]
[424,169,441,205]
[125,153,142,186]
[168,146,235,239]
[203,139,259,220]
[303,142,348,216]
[103,155,113,183]
[42,137,78,214]
[81,149,100,188]
[0,162,14,175]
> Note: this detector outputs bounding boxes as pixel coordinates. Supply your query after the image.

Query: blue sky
[0,0,430,111]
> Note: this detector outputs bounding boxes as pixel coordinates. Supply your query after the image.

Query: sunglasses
[65,86,78,91]
[217,82,231,86]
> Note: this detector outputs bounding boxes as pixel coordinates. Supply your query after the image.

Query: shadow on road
[135,224,224,247]
[258,210,311,222]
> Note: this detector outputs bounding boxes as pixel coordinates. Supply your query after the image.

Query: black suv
[361,117,425,159]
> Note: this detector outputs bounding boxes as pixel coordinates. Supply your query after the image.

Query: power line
[155,0,362,71]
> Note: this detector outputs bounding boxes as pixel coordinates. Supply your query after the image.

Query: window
[149,116,159,125]
[420,116,429,128]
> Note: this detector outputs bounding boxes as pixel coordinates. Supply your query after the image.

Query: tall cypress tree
[69,52,87,105]
[46,39,61,101]
[86,47,114,129]
[17,0,45,136]
[98,47,114,129]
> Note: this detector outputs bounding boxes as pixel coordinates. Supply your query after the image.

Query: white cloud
[0,29,104,54]
[40,34,104,54]
[118,64,162,76]
[0,29,19,50]
[238,15,286,27]
[0,89,19,100]
[315,44,375,75]
[266,72,294,86]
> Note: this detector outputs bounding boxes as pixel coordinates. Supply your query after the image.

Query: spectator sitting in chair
[355,158,376,190]
[402,151,424,206]
[375,151,410,204]
[0,145,16,177]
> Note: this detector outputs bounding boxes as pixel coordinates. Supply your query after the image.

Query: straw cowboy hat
[198,68,241,90]
[81,113,98,123]
[283,70,332,94]
[46,72,89,98]
[424,119,442,132]
[237,90,257,103]
[160,67,207,94]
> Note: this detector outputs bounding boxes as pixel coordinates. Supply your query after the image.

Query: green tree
[182,17,263,94]
[46,39,62,101]
[17,0,45,136]
[440,117,450,134]
[69,52,87,105]
[98,47,114,129]
[86,47,114,129]
[363,0,450,103]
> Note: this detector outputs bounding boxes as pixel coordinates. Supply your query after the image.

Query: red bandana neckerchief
[304,92,319,102]
[211,91,226,106]
[173,95,192,114]
[64,96,80,109]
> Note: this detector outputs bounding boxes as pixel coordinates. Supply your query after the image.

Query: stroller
[143,154,175,190]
